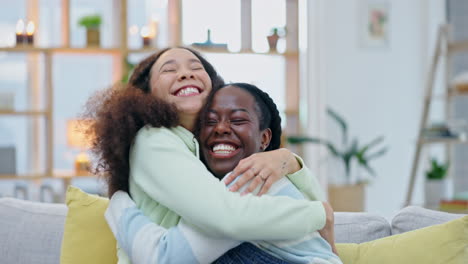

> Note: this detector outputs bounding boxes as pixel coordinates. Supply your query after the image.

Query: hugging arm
[224,148,326,200]
[106,191,240,264]
[131,127,326,240]
[106,171,326,264]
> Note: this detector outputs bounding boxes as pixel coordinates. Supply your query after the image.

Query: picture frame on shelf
[359,0,390,49]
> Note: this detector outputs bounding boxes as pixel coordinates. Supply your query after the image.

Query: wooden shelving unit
[0,110,50,116]
[0,0,300,190]
[405,24,468,206]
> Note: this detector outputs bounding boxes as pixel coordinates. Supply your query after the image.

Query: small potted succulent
[425,158,450,207]
[78,14,102,47]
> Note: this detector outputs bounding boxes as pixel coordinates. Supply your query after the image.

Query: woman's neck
[179,114,196,132]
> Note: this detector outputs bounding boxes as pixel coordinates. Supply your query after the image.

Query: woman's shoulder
[135,125,193,146]
[136,125,178,141]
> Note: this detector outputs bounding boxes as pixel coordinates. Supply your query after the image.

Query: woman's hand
[319,202,339,256]
[223,148,301,196]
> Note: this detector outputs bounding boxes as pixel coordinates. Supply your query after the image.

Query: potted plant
[425,158,450,207]
[288,108,388,211]
[267,27,286,52]
[78,14,102,47]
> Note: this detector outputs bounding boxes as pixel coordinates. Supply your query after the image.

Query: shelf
[193,48,298,57]
[448,40,468,54]
[419,136,467,144]
[128,47,161,53]
[0,110,50,116]
[0,47,122,54]
[0,47,48,53]
[0,174,47,180]
[51,47,122,54]
[0,173,96,180]
[0,46,299,57]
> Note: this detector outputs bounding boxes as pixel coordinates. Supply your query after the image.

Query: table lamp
[67,119,94,175]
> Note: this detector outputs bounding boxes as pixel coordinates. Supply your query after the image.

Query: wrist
[280,148,300,174]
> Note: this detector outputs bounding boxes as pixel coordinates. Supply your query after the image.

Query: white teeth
[213,144,236,154]
[176,87,200,96]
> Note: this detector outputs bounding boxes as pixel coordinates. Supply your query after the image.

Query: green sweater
[118,125,326,262]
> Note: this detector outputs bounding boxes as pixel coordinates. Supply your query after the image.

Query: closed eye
[162,68,176,73]
[231,119,248,125]
[206,119,218,125]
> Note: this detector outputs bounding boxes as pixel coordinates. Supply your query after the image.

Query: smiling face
[200,85,272,178]
[149,48,212,129]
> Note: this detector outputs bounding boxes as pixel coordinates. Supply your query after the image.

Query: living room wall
[303,0,446,219]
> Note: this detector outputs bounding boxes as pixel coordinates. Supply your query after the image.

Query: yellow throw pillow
[336,215,468,264]
[60,186,117,264]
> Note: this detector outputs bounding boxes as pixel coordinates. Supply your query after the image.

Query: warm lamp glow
[26,21,35,36]
[67,119,94,149]
[150,17,159,38]
[140,26,150,38]
[129,25,139,35]
[67,119,94,175]
[16,19,24,34]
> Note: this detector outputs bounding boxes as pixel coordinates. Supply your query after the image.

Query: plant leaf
[327,107,348,145]
[287,136,339,157]
[365,147,388,161]
[358,136,385,156]
[361,161,377,176]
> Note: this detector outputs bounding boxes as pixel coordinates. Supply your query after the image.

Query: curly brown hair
[83,47,224,196]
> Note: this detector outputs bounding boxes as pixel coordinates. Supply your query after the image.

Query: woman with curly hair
[105,82,341,264]
[85,47,335,263]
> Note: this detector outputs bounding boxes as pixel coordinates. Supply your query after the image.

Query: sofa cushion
[391,205,466,235]
[336,215,468,264]
[60,186,117,264]
[334,212,391,243]
[0,197,67,264]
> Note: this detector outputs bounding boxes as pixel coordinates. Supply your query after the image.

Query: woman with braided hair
[105,82,341,264]
[86,47,336,263]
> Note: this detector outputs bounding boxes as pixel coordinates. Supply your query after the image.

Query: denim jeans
[213,242,292,264]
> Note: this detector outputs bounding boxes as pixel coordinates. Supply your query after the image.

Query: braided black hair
[204,83,282,151]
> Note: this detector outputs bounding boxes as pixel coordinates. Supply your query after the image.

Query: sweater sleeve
[105,191,240,264]
[131,127,326,241]
[287,154,326,201]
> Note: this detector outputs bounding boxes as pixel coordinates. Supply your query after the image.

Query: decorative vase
[267,30,280,52]
[328,183,366,212]
[424,178,452,207]
[86,28,100,47]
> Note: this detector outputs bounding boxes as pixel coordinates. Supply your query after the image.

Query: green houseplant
[267,27,286,52]
[426,158,449,180]
[424,158,450,206]
[288,108,388,211]
[288,108,388,184]
[78,14,102,47]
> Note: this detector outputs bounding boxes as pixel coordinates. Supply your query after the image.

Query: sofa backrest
[1,197,465,264]
[391,205,466,235]
[334,211,391,243]
[0,197,67,264]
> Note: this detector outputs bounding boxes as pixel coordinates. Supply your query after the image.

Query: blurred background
[0,0,467,220]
